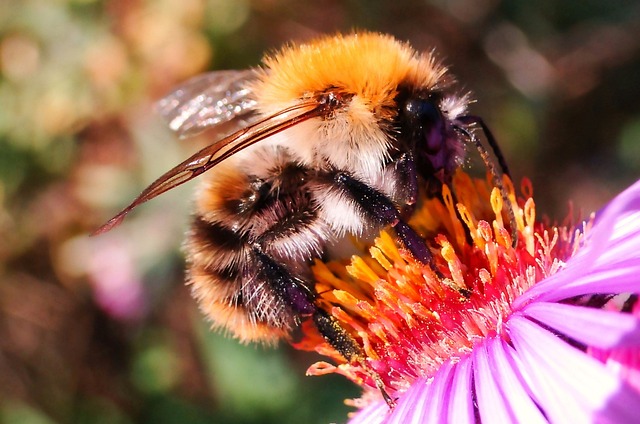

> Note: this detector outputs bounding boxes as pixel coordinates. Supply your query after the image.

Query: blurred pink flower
[89,240,146,320]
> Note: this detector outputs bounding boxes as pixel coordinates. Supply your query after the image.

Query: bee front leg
[331,171,435,267]
[394,151,419,207]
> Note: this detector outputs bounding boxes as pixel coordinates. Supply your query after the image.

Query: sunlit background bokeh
[1,1,640,423]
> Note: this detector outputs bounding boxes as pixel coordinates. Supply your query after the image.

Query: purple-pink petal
[422,361,455,423]
[589,180,640,268]
[576,179,640,273]
[509,315,640,423]
[509,317,606,422]
[385,377,430,424]
[385,362,458,424]
[446,358,474,424]
[474,341,518,423]
[522,301,640,349]
[591,346,640,393]
[515,179,640,308]
[488,338,548,423]
[347,399,389,424]
[525,261,640,305]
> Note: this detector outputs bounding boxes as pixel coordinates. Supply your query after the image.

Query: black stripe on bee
[190,216,248,251]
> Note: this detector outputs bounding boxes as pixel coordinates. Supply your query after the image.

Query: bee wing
[156,70,259,139]
[93,100,327,235]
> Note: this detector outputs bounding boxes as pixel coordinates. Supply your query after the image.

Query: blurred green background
[1,1,639,423]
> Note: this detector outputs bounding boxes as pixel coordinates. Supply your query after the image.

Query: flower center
[297,171,585,398]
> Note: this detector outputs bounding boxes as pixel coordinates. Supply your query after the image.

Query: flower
[297,172,640,423]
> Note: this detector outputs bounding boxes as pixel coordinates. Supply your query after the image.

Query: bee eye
[402,97,445,153]
[404,98,440,125]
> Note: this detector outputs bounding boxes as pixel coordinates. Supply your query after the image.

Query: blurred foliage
[1,0,639,423]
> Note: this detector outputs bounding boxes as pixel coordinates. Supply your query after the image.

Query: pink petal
[591,346,640,393]
[589,179,640,269]
[474,341,518,423]
[423,361,455,424]
[386,377,431,424]
[509,315,640,423]
[487,338,548,423]
[515,179,640,307]
[522,302,640,349]
[515,261,640,307]
[509,318,607,423]
[446,358,474,424]
[347,399,389,424]
[386,362,456,424]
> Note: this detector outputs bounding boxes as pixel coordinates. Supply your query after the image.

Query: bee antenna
[453,118,518,247]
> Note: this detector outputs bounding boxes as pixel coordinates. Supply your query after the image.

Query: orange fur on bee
[253,32,448,115]
[250,33,452,181]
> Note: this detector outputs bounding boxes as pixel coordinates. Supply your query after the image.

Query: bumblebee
[96,32,510,381]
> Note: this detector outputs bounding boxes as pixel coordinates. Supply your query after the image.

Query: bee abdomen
[248,194,331,266]
[188,215,249,271]
[184,150,340,343]
[186,215,295,343]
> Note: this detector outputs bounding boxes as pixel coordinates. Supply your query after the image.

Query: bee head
[252,32,452,180]
[398,92,468,189]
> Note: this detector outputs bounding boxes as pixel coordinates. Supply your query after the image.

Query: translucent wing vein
[93,100,326,235]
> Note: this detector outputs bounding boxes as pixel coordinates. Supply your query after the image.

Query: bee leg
[313,308,395,407]
[393,154,472,287]
[252,246,317,315]
[252,245,360,356]
[455,115,510,177]
[311,308,363,361]
[395,151,419,209]
[453,117,518,247]
[332,172,435,266]
[252,245,395,406]
[394,149,477,251]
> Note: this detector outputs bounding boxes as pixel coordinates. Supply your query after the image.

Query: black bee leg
[455,115,510,177]
[311,307,364,363]
[252,246,317,315]
[453,121,518,247]
[252,245,362,358]
[315,308,396,406]
[395,152,419,213]
[314,307,395,406]
[398,149,474,247]
[332,172,435,266]
[252,245,394,406]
